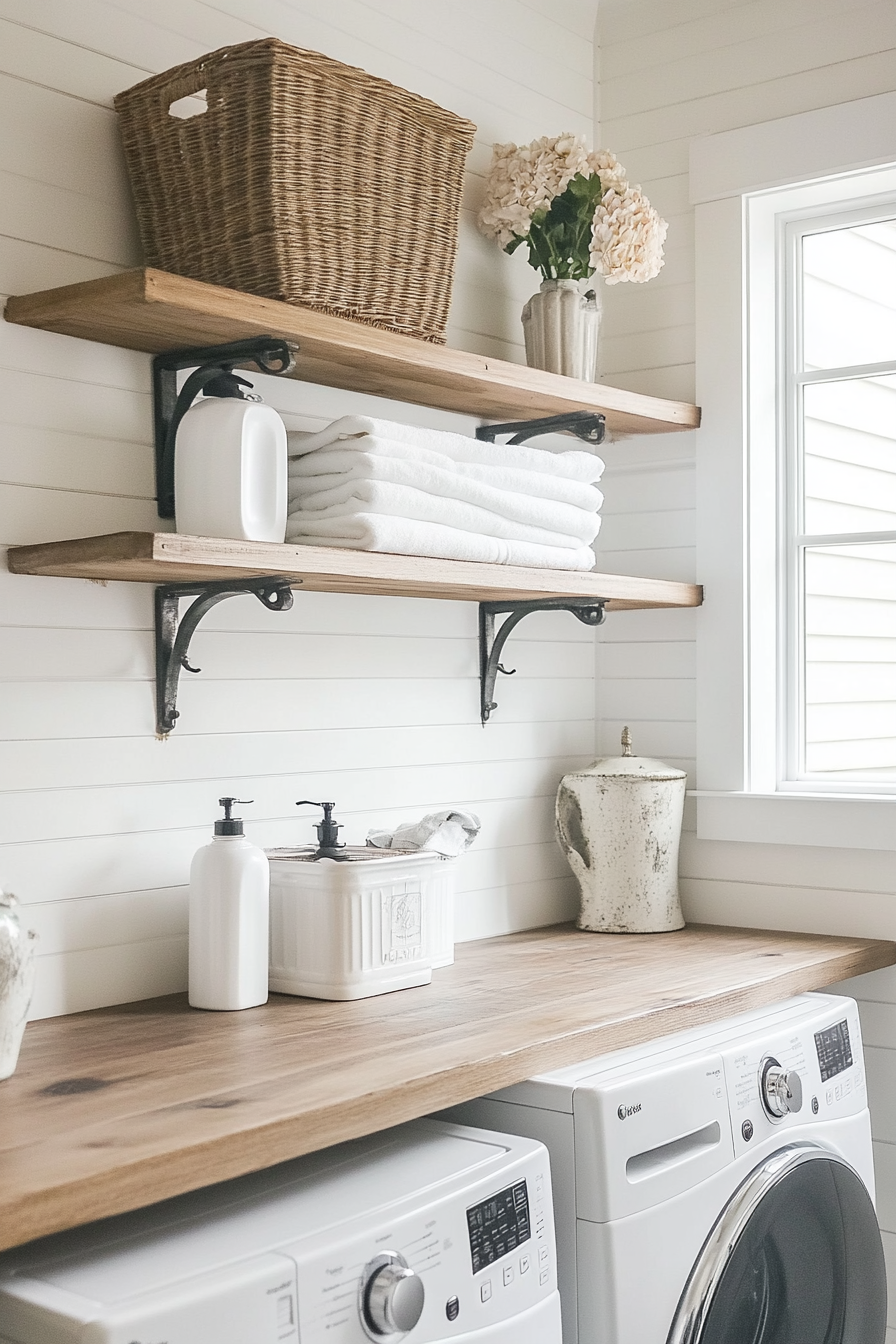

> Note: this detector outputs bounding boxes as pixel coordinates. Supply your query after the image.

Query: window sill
[692,791,896,851]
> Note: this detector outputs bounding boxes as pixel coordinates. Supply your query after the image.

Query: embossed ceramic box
[266,848,456,1000]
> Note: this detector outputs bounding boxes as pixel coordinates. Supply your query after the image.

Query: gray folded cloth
[367,809,481,857]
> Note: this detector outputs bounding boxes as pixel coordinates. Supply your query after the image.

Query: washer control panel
[724,999,865,1154]
[291,1156,556,1342]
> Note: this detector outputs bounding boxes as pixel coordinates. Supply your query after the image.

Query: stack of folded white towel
[286,416,605,571]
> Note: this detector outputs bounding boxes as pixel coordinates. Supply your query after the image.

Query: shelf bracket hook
[479,598,606,724]
[152,336,298,520]
[475,409,606,446]
[155,578,295,736]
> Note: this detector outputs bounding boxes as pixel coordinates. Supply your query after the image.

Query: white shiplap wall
[592,0,896,1329]
[0,0,601,1018]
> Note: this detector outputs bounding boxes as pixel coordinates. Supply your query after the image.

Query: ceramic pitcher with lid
[556,727,686,934]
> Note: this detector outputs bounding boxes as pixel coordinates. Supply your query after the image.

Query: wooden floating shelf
[0,923,891,1251]
[4,269,701,437]
[6,531,704,608]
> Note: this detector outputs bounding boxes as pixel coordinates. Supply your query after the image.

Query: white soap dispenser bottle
[189,796,270,1011]
[174,372,287,543]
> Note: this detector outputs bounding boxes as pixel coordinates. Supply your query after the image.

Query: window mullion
[795,358,896,386]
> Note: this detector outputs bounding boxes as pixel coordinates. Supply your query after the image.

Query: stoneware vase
[556,727,686,934]
[0,891,37,1080]
[521,278,601,381]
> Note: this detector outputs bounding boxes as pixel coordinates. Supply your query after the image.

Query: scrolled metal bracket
[479,598,606,724]
[155,578,295,736]
[475,409,606,446]
[152,336,298,519]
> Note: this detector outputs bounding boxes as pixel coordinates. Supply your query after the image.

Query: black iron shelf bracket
[155,578,295,736]
[479,598,606,724]
[475,411,607,722]
[152,336,298,519]
[476,409,606,446]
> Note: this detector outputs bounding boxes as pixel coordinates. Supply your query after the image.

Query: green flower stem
[504,170,603,283]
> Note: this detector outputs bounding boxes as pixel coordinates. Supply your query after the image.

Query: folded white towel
[288,441,603,512]
[288,416,604,484]
[290,465,600,544]
[287,480,597,550]
[285,514,596,570]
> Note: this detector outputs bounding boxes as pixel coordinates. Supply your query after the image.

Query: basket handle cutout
[168,89,208,120]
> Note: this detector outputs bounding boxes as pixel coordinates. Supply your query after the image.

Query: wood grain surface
[3,269,701,436]
[0,922,892,1251]
[6,532,704,607]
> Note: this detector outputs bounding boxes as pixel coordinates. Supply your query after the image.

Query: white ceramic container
[521,278,601,381]
[0,892,37,1080]
[267,847,456,1000]
[556,728,686,934]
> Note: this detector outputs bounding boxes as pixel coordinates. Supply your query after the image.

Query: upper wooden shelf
[4,269,701,437]
[7,531,703,608]
[0,922,891,1251]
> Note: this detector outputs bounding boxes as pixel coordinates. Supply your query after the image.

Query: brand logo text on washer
[617,1103,642,1120]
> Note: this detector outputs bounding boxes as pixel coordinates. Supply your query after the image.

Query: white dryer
[444,993,886,1344]
[0,1118,561,1344]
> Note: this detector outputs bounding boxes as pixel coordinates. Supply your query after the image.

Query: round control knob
[361,1252,425,1339]
[760,1057,803,1119]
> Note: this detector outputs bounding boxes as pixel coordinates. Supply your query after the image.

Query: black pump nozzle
[296,800,346,858]
[215,796,253,836]
[202,371,255,400]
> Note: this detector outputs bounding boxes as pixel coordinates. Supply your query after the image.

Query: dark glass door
[668,1145,886,1344]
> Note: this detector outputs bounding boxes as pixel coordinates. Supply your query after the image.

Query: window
[691,90,896,848]
[783,209,896,791]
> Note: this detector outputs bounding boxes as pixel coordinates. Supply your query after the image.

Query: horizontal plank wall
[592,1,896,1332]
[0,0,600,1018]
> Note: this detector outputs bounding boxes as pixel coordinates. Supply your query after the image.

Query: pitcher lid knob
[621,726,633,757]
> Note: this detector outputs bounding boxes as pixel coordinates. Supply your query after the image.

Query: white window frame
[691,90,896,850]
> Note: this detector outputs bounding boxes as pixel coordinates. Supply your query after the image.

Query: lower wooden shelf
[0,922,891,1251]
[6,532,703,607]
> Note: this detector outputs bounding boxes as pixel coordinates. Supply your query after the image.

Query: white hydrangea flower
[586,148,628,194]
[478,133,593,245]
[478,134,668,286]
[589,183,668,284]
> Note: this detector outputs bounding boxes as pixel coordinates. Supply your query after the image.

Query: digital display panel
[815,1019,853,1082]
[466,1180,530,1273]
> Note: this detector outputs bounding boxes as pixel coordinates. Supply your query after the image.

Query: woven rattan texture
[114,39,477,343]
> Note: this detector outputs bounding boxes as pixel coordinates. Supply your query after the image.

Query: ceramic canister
[556,727,687,934]
[0,891,37,1080]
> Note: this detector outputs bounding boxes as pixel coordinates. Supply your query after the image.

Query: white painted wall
[0,0,601,1019]
[593,0,896,1329]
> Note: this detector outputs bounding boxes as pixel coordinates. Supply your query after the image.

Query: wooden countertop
[2,922,892,1251]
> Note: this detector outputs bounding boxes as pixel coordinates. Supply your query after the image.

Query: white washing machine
[443,993,887,1344]
[0,1118,562,1344]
